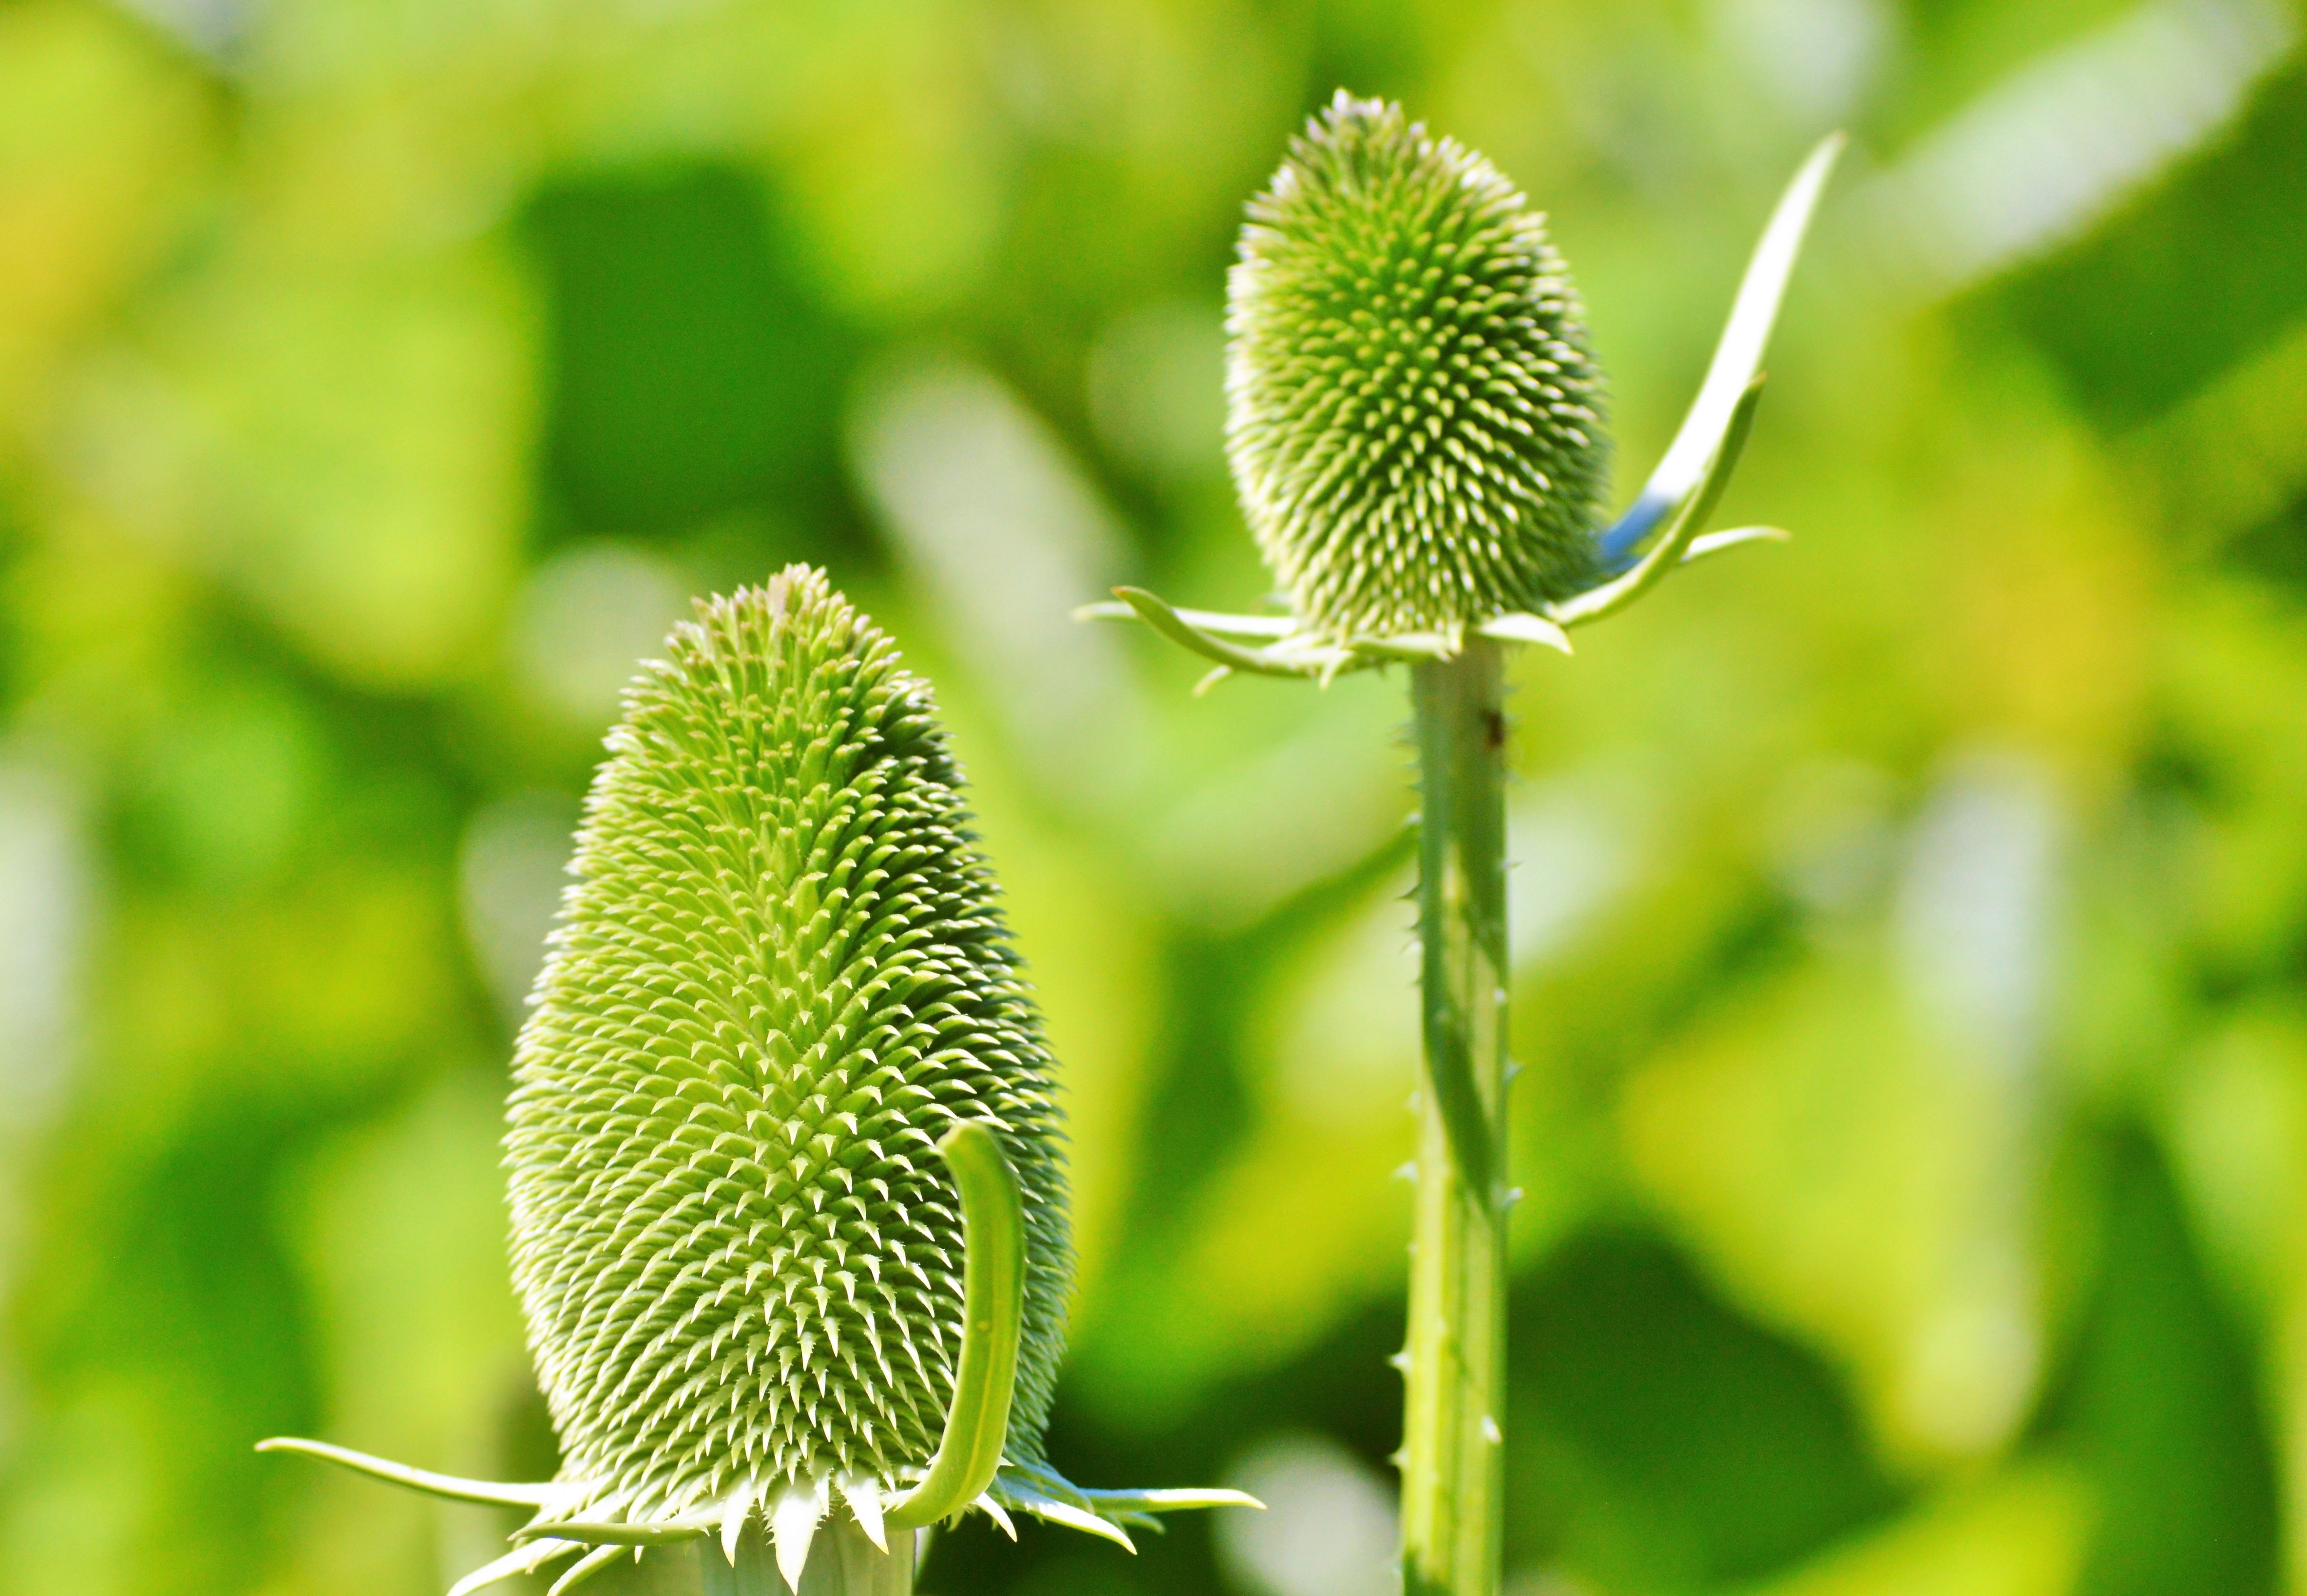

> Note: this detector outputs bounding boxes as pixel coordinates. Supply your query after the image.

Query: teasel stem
[586,1519,914,1595]
[1401,640,1512,1596]
[811,1523,917,1596]
[728,1521,914,1596]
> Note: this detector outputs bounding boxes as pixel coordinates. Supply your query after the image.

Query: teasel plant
[260,567,1256,1595]
[1083,94,1841,1596]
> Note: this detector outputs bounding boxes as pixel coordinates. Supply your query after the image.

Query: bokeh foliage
[3,1,2307,1594]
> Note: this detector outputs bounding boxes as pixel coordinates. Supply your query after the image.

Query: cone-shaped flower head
[1225,92,1608,643]
[505,565,1070,1530]
[258,569,1258,1594]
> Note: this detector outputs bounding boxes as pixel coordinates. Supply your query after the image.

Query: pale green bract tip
[1226,90,1609,644]
[505,565,1070,1522]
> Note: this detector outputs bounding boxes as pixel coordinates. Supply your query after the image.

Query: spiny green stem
[782,1520,915,1596]
[1402,641,1511,1596]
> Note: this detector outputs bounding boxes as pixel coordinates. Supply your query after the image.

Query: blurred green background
[5,0,2307,1592]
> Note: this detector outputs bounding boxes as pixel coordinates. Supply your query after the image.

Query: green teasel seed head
[504,564,1071,1531]
[1225,92,1609,642]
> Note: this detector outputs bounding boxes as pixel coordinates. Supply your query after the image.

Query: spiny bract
[1225,92,1609,642]
[505,565,1070,1532]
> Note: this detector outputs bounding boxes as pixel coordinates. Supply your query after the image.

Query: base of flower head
[1079,512,1785,691]
[257,1128,1256,1592]
[1082,371,1789,687]
[256,1437,1256,1594]
[1076,587,1535,691]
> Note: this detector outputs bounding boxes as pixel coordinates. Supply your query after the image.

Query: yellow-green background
[5,0,2307,1591]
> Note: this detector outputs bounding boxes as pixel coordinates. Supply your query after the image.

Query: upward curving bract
[505,563,1071,1537]
[1226,91,1609,644]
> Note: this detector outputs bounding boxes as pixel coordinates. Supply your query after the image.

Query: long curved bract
[1108,587,1337,678]
[252,1436,567,1508]
[884,1122,1026,1532]
[1597,133,1843,568]
[1550,377,1768,630]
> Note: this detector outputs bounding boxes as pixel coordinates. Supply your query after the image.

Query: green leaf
[546,1545,628,1596]
[996,1476,1139,1551]
[1078,1485,1267,1513]
[1349,631,1462,664]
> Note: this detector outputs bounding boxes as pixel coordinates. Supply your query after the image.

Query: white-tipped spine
[772,1478,831,1591]
[719,1484,755,1566]
[842,1474,889,1553]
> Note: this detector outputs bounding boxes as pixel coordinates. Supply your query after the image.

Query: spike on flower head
[1225,91,1609,643]
[503,566,1072,1528]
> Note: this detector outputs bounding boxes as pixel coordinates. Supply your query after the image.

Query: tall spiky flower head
[259,580,1260,1594]
[503,566,1070,1546]
[1225,92,1609,644]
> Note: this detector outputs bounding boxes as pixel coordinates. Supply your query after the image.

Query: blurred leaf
[2156,580,2307,979]
[523,163,855,545]
[1744,1463,2089,1596]
[7,1098,326,1596]
[267,1072,534,1596]
[82,244,536,690]
[1994,64,2307,431]
[2224,486,2307,597]
[1622,949,2048,1466]
[1512,1226,1902,1591]
[1068,834,1414,1425]
[117,673,325,891]
[2044,1124,2279,1596]
[0,1,211,440]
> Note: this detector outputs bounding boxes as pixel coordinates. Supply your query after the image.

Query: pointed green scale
[504,565,1072,1530]
[1225,92,1609,643]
